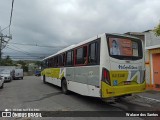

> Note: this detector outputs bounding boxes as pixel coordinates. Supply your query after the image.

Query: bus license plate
[124,81,131,85]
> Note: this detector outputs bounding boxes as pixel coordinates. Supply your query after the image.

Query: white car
[13,69,23,80]
[0,70,12,82]
[0,75,4,89]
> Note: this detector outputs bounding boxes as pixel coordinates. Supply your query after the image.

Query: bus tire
[61,79,69,94]
[0,83,4,89]
[43,75,46,84]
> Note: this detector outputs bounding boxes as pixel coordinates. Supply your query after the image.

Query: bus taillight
[104,70,107,78]
[102,68,111,85]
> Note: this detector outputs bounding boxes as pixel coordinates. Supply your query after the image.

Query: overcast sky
[0,0,160,60]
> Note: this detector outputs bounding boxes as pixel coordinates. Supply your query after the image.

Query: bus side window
[51,57,54,67]
[63,53,65,66]
[75,46,87,65]
[58,54,64,67]
[56,56,58,67]
[48,59,51,67]
[46,60,49,68]
[43,60,48,68]
[76,47,83,64]
[88,42,98,64]
[54,56,58,68]
[49,57,54,67]
[66,50,73,66]
[83,46,87,64]
[50,57,54,67]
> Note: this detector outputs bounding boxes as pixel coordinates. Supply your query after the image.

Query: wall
[145,30,160,91]
[145,31,160,49]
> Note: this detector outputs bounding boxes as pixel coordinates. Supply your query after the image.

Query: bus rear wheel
[61,79,69,94]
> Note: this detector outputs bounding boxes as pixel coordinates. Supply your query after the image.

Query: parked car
[0,75,4,89]
[13,69,23,80]
[0,70,12,82]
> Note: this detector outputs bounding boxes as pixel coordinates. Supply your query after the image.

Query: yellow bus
[41,33,145,99]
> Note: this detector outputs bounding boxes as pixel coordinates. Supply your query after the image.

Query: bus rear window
[108,37,142,60]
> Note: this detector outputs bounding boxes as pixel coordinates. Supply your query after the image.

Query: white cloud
[0,0,160,60]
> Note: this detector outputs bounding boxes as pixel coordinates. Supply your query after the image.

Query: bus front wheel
[61,79,69,94]
[43,75,46,84]
[0,83,4,89]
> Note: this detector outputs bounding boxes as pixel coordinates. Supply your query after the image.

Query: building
[144,30,160,91]
[125,31,160,91]
[125,32,145,42]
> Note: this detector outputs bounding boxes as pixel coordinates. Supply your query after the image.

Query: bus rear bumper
[101,81,146,98]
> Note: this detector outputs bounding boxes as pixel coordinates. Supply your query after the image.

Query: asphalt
[120,90,160,111]
[0,76,159,120]
[137,90,160,101]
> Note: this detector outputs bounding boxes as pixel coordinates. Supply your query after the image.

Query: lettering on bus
[118,65,138,70]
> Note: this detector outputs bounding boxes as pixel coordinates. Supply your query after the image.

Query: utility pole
[0,26,2,62]
[0,26,12,63]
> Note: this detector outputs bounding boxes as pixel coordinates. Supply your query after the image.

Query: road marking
[138,95,160,103]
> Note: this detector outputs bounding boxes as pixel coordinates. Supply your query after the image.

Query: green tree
[0,56,13,66]
[153,23,160,36]
[35,61,42,67]
[17,60,28,72]
[17,60,26,66]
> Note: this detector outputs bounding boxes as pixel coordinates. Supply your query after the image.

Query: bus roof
[42,33,141,61]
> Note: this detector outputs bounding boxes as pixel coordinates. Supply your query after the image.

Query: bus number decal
[112,73,125,78]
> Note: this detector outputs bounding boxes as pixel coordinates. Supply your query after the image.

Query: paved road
[0,76,158,119]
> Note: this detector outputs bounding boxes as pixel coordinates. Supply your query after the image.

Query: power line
[5,45,51,59]
[6,46,46,58]
[9,44,38,56]
[8,44,51,55]
[8,42,67,48]
[2,56,42,60]
[2,53,45,59]
[0,25,9,32]
[2,56,43,59]
[2,56,41,59]
[6,46,33,56]
[2,56,42,57]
